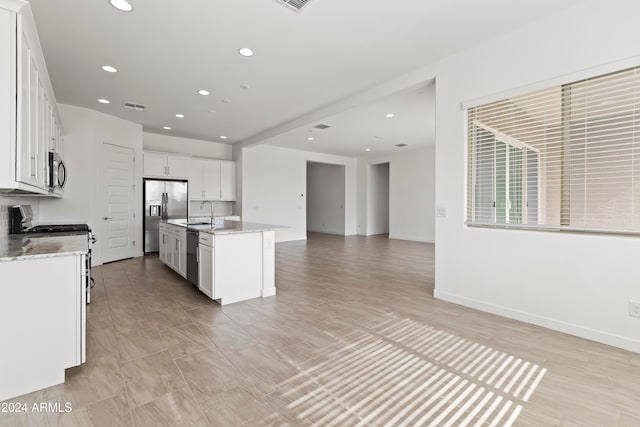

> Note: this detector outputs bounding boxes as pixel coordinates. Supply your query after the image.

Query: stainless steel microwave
[49,151,66,194]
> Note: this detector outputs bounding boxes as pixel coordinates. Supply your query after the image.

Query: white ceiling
[264,82,436,157]
[28,0,585,154]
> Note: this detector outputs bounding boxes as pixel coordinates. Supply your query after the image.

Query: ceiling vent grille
[313,123,332,130]
[273,0,314,13]
[123,102,146,111]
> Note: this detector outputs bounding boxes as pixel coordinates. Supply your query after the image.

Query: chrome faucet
[200,200,215,228]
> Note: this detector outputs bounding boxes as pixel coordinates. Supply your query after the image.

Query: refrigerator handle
[162,193,168,220]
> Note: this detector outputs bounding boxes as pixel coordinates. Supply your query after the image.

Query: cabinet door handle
[196,247,199,262]
[31,156,36,177]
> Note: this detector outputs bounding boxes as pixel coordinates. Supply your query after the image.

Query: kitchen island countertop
[165,219,284,235]
[0,233,88,262]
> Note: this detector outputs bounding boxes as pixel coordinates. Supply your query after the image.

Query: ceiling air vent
[313,123,332,130]
[395,143,409,147]
[122,102,146,111]
[273,0,314,13]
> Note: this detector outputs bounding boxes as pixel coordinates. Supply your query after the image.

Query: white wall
[368,162,389,235]
[143,133,232,160]
[357,146,435,243]
[242,145,357,242]
[429,1,640,352]
[39,104,143,265]
[306,162,346,234]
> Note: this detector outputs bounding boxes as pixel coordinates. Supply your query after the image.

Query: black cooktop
[27,224,91,234]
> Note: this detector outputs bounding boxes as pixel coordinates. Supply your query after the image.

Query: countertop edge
[0,250,87,263]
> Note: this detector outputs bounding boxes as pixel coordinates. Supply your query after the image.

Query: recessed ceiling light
[385,113,395,118]
[101,65,117,73]
[198,89,210,96]
[163,126,172,130]
[238,47,254,57]
[208,110,217,114]
[175,113,185,118]
[365,148,372,152]
[109,0,133,12]
[240,84,250,90]
[98,98,110,104]
[307,137,315,141]
[220,136,228,139]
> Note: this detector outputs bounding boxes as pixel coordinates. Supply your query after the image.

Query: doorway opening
[306,161,346,236]
[368,162,390,236]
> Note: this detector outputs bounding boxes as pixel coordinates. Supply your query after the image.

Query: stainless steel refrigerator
[144,179,188,254]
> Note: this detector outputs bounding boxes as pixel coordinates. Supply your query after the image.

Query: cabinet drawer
[198,232,214,247]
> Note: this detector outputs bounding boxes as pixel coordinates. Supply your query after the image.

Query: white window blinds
[466,66,640,233]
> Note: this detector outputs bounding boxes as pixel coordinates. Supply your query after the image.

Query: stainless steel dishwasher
[186,230,199,286]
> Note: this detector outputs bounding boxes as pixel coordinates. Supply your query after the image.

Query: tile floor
[1,233,639,426]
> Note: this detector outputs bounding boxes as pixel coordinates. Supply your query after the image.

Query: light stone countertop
[0,233,88,262]
[165,219,284,235]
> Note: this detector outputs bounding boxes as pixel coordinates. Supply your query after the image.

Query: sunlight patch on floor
[277,314,546,426]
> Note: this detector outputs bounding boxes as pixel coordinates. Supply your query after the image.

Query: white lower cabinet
[0,254,86,401]
[159,223,187,279]
[198,240,214,298]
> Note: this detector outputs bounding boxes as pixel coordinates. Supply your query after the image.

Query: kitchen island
[160,220,280,305]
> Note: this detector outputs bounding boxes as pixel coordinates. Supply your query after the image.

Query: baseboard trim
[389,233,434,243]
[434,289,640,354]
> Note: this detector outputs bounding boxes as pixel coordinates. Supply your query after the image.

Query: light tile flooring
[1,233,639,426]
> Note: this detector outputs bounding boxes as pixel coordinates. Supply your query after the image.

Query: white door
[102,143,135,263]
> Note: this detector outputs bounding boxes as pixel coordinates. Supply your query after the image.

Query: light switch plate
[436,207,447,218]
[629,301,640,318]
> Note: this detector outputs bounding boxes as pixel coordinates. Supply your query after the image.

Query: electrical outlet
[436,207,447,218]
[629,301,640,318]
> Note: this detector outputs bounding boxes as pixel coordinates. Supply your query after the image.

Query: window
[466,66,640,233]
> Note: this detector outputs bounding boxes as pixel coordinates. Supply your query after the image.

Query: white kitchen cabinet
[158,222,187,279]
[188,158,236,201]
[0,3,64,195]
[198,238,214,298]
[188,158,203,199]
[0,253,86,401]
[203,159,221,199]
[176,233,186,277]
[143,152,188,178]
[167,155,188,178]
[159,224,168,264]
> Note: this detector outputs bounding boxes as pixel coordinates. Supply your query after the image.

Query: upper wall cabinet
[0,2,64,195]
[187,158,236,201]
[143,152,188,179]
